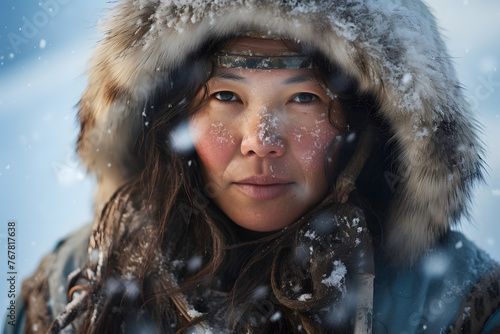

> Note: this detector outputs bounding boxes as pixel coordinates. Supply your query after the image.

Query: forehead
[219,37,298,55]
[211,67,317,84]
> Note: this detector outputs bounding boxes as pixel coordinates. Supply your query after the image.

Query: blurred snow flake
[252,285,269,300]
[346,132,356,143]
[423,253,450,277]
[169,121,196,154]
[187,255,202,272]
[40,39,46,49]
[103,277,140,300]
[480,56,497,73]
[51,161,86,186]
[402,73,413,85]
[492,189,500,196]
[270,311,281,322]
[123,279,140,299]
[309,211,337,235]
[104,277,121,297]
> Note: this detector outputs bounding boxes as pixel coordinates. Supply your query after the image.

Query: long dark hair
[66,36,381,334]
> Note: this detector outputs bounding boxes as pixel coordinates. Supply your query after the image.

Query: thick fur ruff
[77,0,483,263]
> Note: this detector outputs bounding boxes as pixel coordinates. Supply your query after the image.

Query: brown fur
[448,265,500,333]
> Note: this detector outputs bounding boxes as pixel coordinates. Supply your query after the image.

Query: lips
[233,176,293,201]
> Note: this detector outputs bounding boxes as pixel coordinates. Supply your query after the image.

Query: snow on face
[291,113,341,173]
[189,38,345,232]
[210,122,235,146]
[257,107,284,149]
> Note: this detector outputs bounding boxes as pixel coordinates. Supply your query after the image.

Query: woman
[9,0,500,333]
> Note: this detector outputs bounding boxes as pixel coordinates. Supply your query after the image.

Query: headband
[212,52,313,70]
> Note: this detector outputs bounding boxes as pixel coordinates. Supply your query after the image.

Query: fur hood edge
[77,0,484,263]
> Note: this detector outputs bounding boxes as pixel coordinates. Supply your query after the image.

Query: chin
[231,214,295,232]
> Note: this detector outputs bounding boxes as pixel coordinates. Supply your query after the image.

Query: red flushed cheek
[190,119,237,174]
[290,121,339,174]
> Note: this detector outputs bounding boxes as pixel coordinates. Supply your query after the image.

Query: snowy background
[0,0,499,329]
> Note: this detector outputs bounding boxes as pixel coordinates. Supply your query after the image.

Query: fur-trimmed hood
[78,0,483,263]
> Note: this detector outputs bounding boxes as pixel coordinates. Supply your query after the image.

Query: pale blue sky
[1,0,499,329]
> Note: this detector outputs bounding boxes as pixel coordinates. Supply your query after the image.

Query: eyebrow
[281,73,316,85]
[213,71,316,85]
[214,72,247,82]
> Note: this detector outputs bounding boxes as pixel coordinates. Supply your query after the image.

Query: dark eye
[292,93,317,103]
[214,91,238,102]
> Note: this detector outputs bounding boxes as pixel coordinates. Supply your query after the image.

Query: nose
[240,108,285,157]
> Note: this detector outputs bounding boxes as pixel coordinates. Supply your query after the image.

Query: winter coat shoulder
[4,223,92,334]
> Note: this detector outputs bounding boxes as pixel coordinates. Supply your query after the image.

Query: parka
[5,0,500,333]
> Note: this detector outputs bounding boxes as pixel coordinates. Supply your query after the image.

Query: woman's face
[189,38,345,232]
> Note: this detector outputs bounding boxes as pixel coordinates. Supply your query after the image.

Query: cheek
[291,120,340,174]
[189,118,237,177]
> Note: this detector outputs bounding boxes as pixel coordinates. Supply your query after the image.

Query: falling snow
[270,311,282,322]
[169,121,195,153]
[2,2,500,332]
[187,255,203,272]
